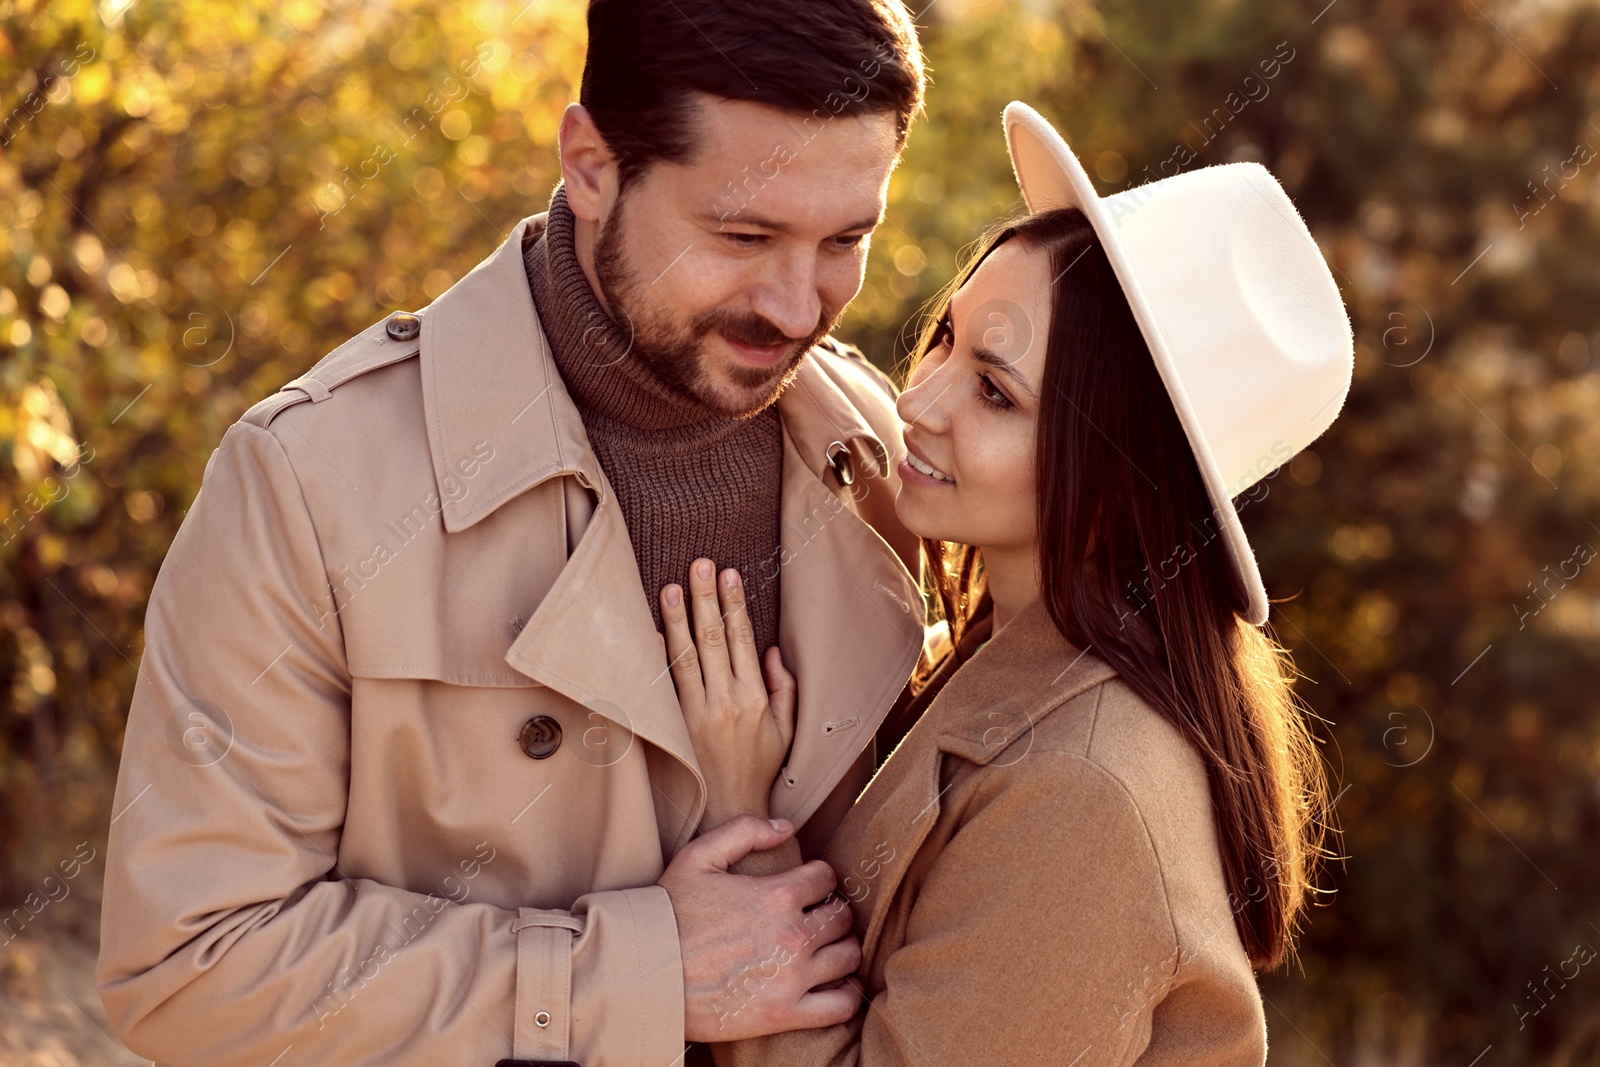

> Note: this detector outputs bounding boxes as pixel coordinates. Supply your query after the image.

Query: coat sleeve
[709,753,1186,1067]
[97,420,683,1067]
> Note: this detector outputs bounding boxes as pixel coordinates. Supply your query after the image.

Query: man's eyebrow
[837,214,883,233]
[972,343,1038,400]
[702,210,882,235]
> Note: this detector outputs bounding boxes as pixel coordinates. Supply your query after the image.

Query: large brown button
[385,311,420,341]
[518,716,562,759]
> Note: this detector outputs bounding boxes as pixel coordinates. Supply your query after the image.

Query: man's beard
[591,203,838,418]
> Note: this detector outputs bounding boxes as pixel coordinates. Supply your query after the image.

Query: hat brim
[1003,101,1271,625]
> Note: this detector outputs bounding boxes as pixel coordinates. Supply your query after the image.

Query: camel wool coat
[96,212,925,1067]
[713,596,1268,1067]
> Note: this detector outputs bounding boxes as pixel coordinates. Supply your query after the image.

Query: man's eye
[722,232,767,248]
[832,234,868,250]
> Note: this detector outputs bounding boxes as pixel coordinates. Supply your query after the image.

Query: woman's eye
[975,373,1013,411]
[928,318,953,353]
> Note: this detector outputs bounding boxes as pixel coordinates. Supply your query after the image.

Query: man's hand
[659,815,863,1042]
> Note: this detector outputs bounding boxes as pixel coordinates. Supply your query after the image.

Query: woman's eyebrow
[972,343,1038,400]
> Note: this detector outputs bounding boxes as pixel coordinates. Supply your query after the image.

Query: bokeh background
[4,0,1600,1062]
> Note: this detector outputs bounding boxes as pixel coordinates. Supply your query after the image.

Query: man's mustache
[697,308,834,349]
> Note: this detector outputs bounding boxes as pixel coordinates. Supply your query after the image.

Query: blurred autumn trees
[5,0,1600,1060]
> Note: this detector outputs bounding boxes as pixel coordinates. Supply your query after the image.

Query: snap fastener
[535,1011,551,1027]
[826,441,854,487]
[519,716,562,759]
[385,311,420,341]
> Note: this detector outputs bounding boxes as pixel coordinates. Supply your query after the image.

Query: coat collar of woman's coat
[847,597,1120,960]
[927,597,1118,767]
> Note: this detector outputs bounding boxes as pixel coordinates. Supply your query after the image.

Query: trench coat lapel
[504,475,709,855]
[420,213,922,852]
[422,214,706,854]
[843,599,1119,963]
[770,382,923,827]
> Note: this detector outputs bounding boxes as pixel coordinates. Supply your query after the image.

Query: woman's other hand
[661,558,797,830]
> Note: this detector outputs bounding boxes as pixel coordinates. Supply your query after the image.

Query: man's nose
[751,252,823,340]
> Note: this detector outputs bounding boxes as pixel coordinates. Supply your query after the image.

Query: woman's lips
[901,441,954,486]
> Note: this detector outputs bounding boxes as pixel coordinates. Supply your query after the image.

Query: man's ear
[558,103,618,223]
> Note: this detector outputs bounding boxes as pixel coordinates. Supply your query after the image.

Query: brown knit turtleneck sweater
[524,188,784,654]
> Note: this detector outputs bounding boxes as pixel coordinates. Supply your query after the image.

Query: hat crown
[1002,101,1354,623]
[1100,163,1353,497]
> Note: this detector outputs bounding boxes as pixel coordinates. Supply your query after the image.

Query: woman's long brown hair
[906,208,1329,970]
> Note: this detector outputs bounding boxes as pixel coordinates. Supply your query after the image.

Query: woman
[658,102,1353,1064]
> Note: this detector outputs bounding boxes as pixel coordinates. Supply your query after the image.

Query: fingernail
[723,569,739,589]
[665,585,681,607]
[769,818,790,831]
[697,559,712,580]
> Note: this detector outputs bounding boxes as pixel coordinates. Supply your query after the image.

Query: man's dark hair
[579,0,925,187]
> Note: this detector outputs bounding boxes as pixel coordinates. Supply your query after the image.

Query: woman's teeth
[907,453,953,482]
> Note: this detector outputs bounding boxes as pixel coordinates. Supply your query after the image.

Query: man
[96,1,927,1064]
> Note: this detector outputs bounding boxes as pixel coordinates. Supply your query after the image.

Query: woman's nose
[897,357,955,431]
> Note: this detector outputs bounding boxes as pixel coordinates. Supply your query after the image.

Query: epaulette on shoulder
[241,310,425,429]
[812,334,899,403]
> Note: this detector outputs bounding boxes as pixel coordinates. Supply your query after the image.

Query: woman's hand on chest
[661,558,797,830]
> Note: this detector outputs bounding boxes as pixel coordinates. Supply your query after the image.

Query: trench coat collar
[418,212,892,533]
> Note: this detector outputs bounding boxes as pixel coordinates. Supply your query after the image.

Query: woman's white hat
[1002,100,1353,625]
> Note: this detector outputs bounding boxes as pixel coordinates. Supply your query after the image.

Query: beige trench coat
[714,597,1267,1066]
[96,212,925,1067]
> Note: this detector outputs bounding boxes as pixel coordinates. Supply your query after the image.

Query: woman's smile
[901,438,954,485]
